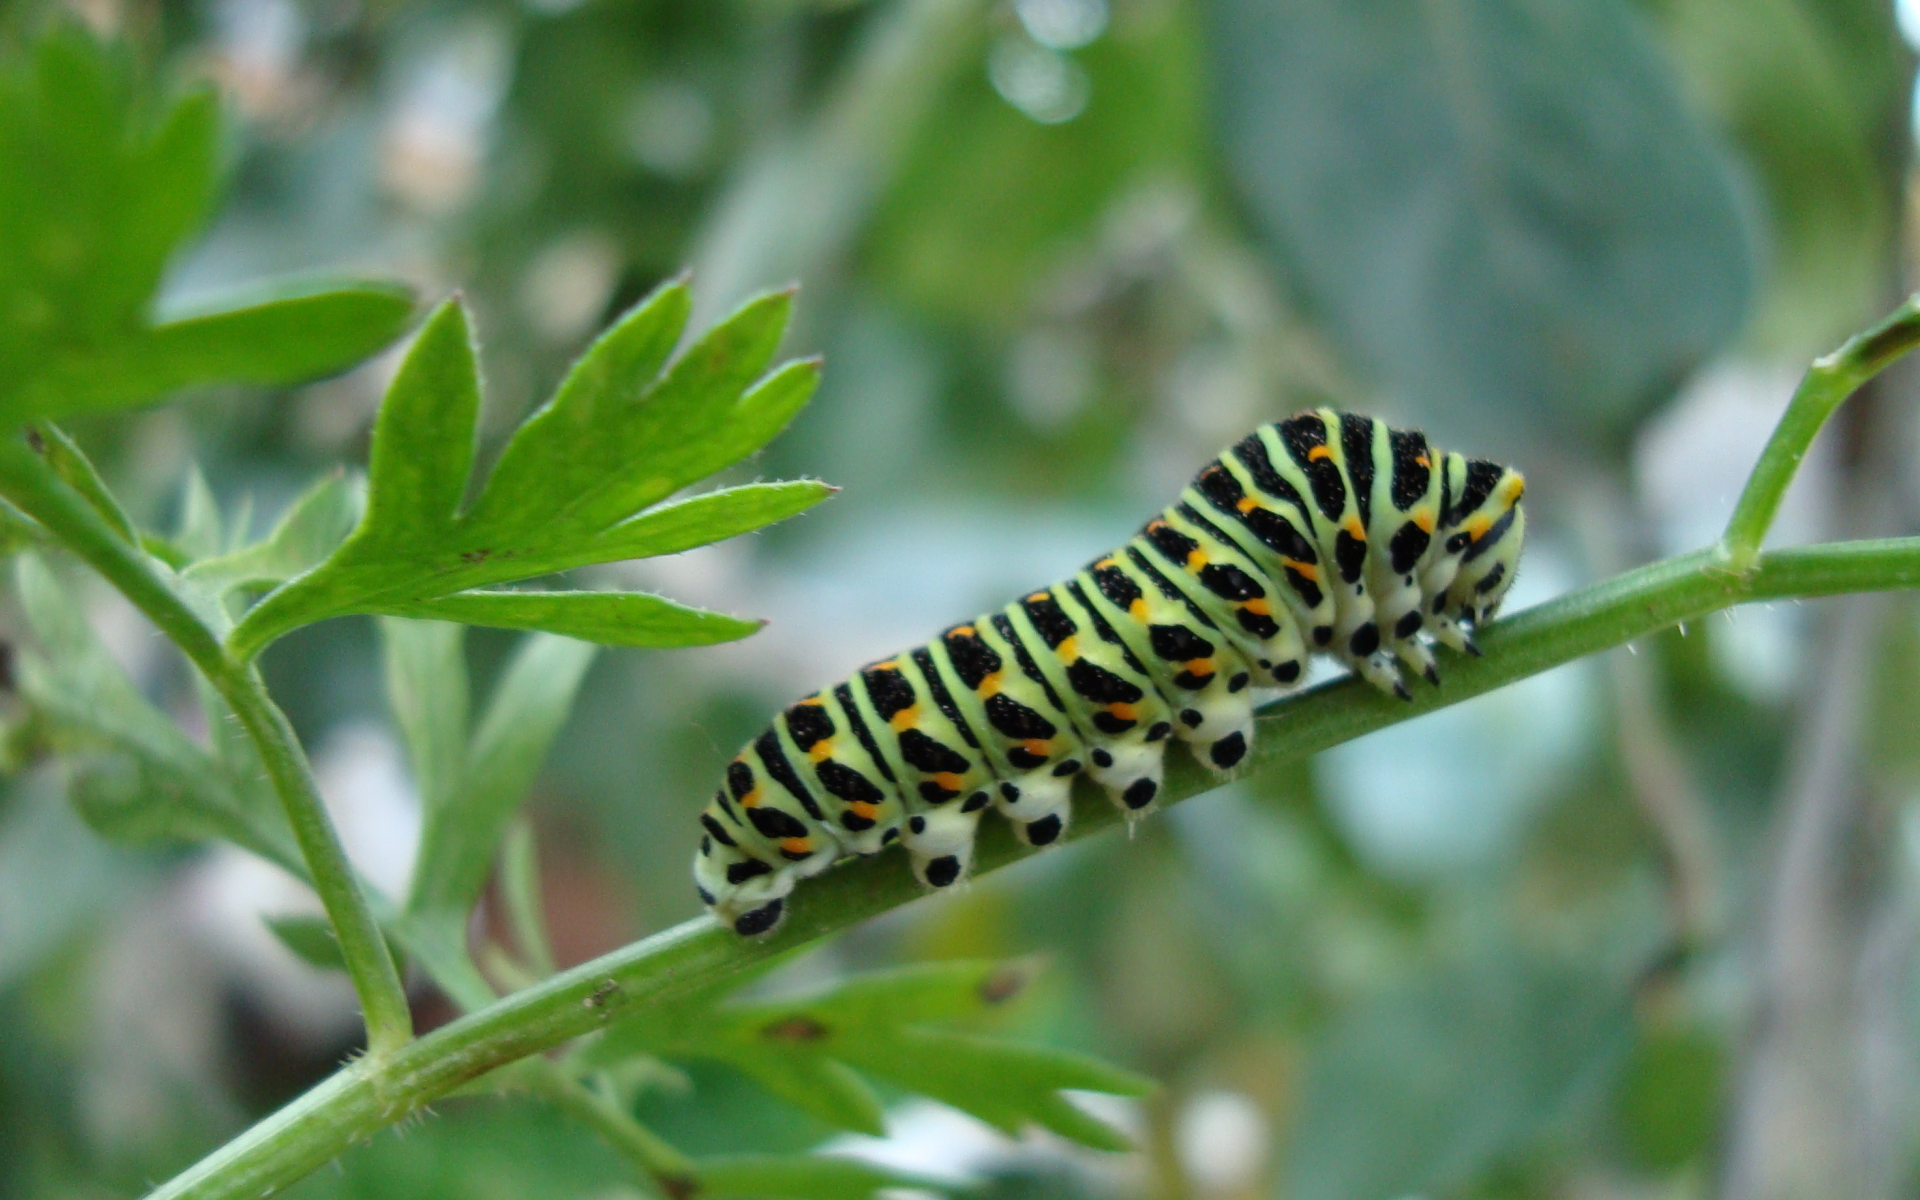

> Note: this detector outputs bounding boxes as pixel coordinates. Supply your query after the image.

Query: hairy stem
[144,534,1920,1200]
[1720,292,1920,571]
[0,437,416,1060]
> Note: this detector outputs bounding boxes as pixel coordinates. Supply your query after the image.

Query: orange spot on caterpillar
[1182,658,1214,677]
[1415,453,1430,468]
[933,771,964,791]
[1186,549,1209,569]
[1027,591,1051,604]
[1503,474,1526,502]
[797,695,824,706]
[1095,558,1116,569]
[1022,738,1050,758]
[888,706,919,732]
[742,787,762,808]
[1412,509,1434,533]
[1467,515,1491,540]
[1107,702,1138,722]
[808,740,834,763]
[1243,598,1271,616]
[1129,599,1148,620]
[1308,445,1332,461]
[847,800,878,819]
[780,836,812,856]
[952,624,975,637]
[1283,559,1319,582]
[1057,636,1079,663]
[1343,516,1365,539]
[978,671,1003,698]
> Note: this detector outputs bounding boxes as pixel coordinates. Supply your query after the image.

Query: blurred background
[4,0,1920,1197]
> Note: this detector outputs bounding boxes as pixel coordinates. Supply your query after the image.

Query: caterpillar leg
[901,804,982,889]
[994,765,1078,846]
[1169,687,1255,773]
[1353,651,1411,700]
[694,841,796,936]
[1085,735,1167,815]
[1395,633,1442,687]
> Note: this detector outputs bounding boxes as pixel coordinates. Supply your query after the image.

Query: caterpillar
[694,409,1526,935]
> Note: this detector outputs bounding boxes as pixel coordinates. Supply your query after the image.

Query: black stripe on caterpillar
[694,409,1527,935]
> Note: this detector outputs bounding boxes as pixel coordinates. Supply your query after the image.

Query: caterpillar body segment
[695,410,1526,935]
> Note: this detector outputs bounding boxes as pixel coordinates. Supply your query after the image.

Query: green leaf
[32,423,135,543]
[12,554,298,870]
[698,1154,961,1200]
[381,619,470,820]
[229,282,829,657]
[1207,0,1757,442]
[406,631,598,920]
[183,473,362,594]
[1281,946,1635,1200]
[377,591,762,648]
[0,27,413,425]
[265,913,349,970]
[15,285,417,423]
[590,960,1152,1150]
[266,913,411,976]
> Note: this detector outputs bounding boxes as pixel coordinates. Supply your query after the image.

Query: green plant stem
[145,533,1920,1200]
[1720,292,1920,572]
[521,1063,698,1194]
[0,438,416,1060]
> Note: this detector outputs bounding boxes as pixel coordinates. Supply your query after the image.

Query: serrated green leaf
[465,287,796,536]
[591,960,1151,1150]
[184,473,362,594]
[16,286,417,422]
[407,632,597,920]
[13,555,297,869]
[228,284,828,657]
[698,1154,961,1200]
[376,591,761,648]
[0,28,411,426]
[583,481,834,564]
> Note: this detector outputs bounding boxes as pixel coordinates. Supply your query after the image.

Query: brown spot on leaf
[659,1173,699,1200]
[979,966,1028,1006]
[762,1015,830,1042]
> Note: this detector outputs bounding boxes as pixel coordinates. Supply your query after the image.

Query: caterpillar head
[1443,461,1525,628]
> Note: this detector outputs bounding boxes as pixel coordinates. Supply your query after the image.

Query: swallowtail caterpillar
[695,409,1526,935]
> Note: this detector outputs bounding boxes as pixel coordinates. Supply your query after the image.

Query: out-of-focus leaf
[698,1154,962,1200]
[590,960,1151,1150]
[0,773,137,991]
[1656,0,1908,352]
[0,28,413,425]
[16,286,417,422]
[265,913,348,970]
[405,630,598,922]
[12,555,296,870]
[1207,0,1756,443]
[183,473,362,594]
[229,283,829,656]
[1611,1024,1724,1170]
[1282,947,1635,1200]
[869,2,1201,325]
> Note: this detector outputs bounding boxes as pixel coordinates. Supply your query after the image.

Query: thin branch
[143,534,1920,1200]
[1720,293,1920,571]
[0,437,416,1061]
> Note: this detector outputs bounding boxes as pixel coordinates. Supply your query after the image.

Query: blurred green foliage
[0,1,1917,1199]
